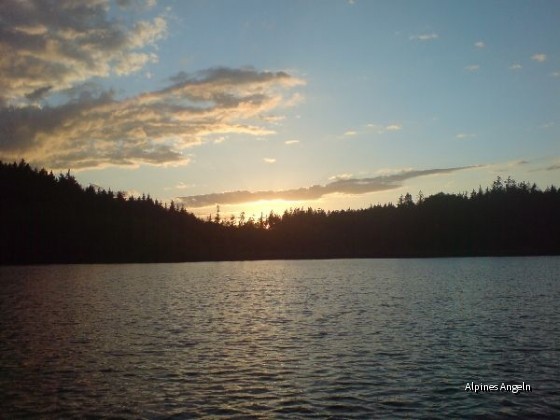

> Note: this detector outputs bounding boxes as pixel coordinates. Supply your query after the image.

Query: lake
[1,257,559,418]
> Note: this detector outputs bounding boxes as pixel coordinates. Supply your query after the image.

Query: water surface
[1,257,559,417]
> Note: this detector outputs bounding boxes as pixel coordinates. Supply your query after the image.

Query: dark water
[1,257,559,418]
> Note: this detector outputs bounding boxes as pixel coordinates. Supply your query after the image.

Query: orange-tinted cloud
[0,68,304,169]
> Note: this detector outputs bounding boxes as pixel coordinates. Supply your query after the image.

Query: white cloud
[329,173,353,181]
[385,124,402,131]
[456,133,476,139]
[284,139,300,145]
[531,53,547,63]
[165,182,191,191]
[551,71,560,78]
[465,64,480,72]
[175,182,190,190]
[409,33,439,41]
[510,64,522,70]
[263,158,277,164]
[344,130,358,136]
[370,123,403,134]
[474,41,485,48]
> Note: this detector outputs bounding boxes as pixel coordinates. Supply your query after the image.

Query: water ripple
[1,257,559,417]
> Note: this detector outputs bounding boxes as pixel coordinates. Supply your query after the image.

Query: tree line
[1,160,559,264]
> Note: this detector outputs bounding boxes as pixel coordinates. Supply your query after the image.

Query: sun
[191,199,313,223]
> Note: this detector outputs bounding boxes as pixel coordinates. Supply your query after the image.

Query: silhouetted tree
[1,161,559,264]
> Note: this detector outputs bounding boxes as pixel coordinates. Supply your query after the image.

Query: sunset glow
[1,0,558,217]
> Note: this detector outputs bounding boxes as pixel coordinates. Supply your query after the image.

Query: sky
[1,0,559,218]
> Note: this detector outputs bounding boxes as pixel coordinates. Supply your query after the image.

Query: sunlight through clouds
[0,0,558,215]
[0,1,305,170]
[0,68,304,169]
[177,166,475,208]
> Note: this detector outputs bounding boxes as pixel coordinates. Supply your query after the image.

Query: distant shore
[2,161,559,265]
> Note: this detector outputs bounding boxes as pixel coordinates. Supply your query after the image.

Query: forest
[1,160,559,264]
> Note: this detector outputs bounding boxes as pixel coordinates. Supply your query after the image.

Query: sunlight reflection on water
[1,257,559,417]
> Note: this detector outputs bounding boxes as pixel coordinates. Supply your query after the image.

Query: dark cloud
[177,166,476,208]
[116,0,133,7]
[24,86,53,102]
[0,0,166,104]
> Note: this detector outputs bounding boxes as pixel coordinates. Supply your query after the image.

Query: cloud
[551,71,560,78]
[284,139,300,145]
[263,158,276,164]
[510,64,522,70]
[456,133,475,139]
[372,123,403,134]
[328,173,353,181]
[117,0,158,10]
[531,53,547,63]
[409,33,439,41]
[474,41,485,48]
[343,130,358,136]
[0,0,167,105]
[164,181,192,191]
[0,1,304,169]
[546,164,560,171]
[0,67,305,169]
[260,115,286,124]
[175,182,191,190]
[491,159,530,172]
[364,123,403,135]
[177,166,475,207]
[384,124,402,131]
[465,65,480,72]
